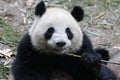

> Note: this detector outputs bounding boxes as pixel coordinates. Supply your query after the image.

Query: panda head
[29,1,84,54]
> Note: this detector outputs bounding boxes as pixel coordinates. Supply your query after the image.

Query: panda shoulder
[17,33,35,55]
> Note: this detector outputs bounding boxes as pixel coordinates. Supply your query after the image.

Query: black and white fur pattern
[29,6,83,55]
[11,1,116,80]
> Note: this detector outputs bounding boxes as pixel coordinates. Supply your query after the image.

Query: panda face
[44,26,72,53]
[29,7,83,54]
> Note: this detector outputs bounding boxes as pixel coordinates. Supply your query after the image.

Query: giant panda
[11,1,116,80]
[107,52,120,80]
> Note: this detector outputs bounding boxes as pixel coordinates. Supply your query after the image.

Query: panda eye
[44,27,55,40]
[47,27,55,33]
[66,28,73,40]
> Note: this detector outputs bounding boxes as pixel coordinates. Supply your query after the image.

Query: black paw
[98,65,117,80]
[95,48,110,61]
[81,52,102,65]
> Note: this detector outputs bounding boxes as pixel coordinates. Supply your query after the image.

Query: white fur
[29,7,83,54]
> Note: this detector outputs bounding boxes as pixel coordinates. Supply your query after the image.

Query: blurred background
[0,0,120,79]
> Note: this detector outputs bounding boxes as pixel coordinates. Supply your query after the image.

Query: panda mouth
[54,48,62,51]
[54,47,65,52]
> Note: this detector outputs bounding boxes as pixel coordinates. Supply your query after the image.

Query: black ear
[35,1,46,16]
[71,6,84,22]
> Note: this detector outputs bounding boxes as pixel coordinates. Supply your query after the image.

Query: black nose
[56,42,66,47]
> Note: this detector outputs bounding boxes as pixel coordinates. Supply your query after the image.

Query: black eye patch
[66,28,73,40]
[44,27,55,40]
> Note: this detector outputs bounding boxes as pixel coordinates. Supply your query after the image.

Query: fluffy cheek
[47,40,56,48]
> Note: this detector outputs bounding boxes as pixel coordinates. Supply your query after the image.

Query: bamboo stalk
[67,53,120,65]
[100,60,120,65]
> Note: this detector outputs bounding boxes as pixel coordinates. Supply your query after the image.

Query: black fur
[11,33,116,80]
[95,48,110,61]
[71,6,84,21]
[44,27,55,40]
[97,64,117,80]
[66,27,73,40]
[78,33,102,65]
[35,1,46,16]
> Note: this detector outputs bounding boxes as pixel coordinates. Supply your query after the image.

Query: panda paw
[99,75,117,80]
[81,52,102,65]
[98,65,117,80]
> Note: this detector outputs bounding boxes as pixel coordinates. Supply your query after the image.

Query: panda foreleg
[80,33,102,65]
[12,70,48,80]
[93,64,117,80]
[11,33,48,80]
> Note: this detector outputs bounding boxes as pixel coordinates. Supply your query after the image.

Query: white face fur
[29,7,83,54]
